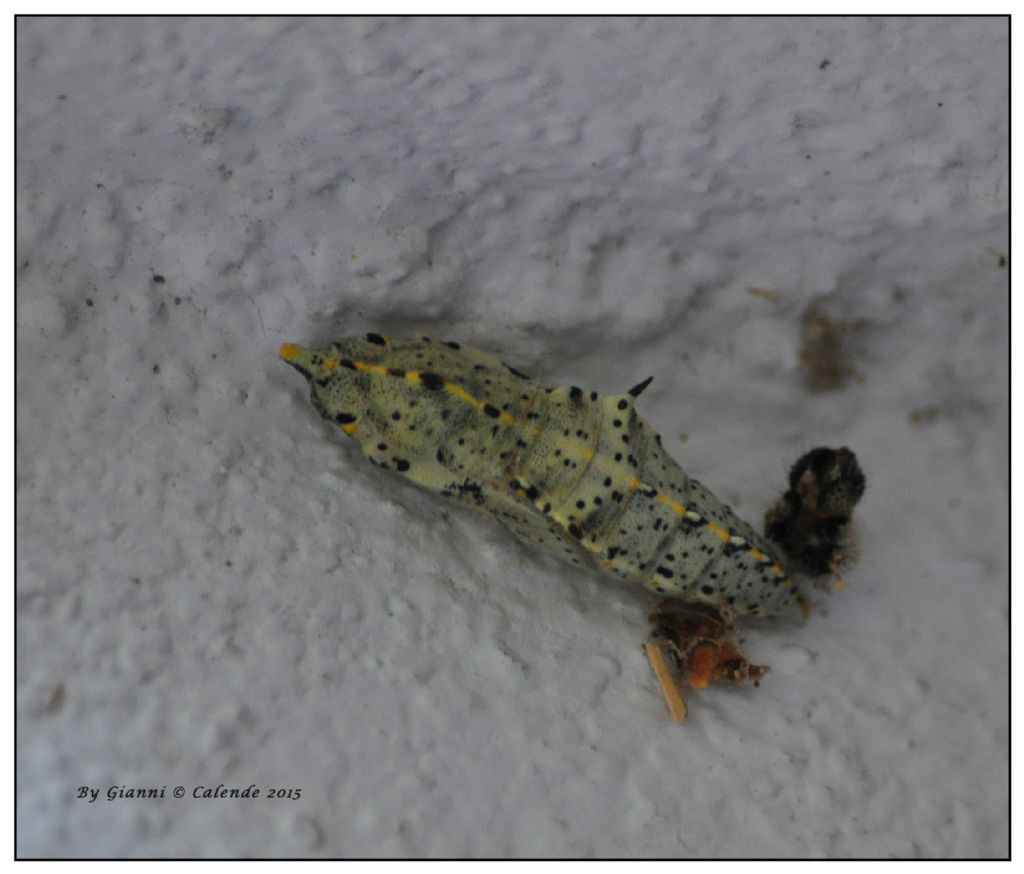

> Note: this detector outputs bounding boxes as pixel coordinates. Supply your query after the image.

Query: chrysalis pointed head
[278,343,320,377]
[279,340,364,432]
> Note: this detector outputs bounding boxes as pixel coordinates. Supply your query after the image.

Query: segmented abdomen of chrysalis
[280,333,806,619]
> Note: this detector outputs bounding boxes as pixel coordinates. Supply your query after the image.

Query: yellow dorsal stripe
[655,491,687,516]
[517,431,804,609]
[443,380,483,410]
[353,360,390,377]
[439,378,517,425]
[706,521,730,541]
[628,474,797,587]
[346,360,517,425]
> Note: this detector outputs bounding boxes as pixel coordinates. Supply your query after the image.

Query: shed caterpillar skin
[280,334,863,722]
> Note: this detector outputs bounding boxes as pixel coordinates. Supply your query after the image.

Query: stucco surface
[16,17,1008,858]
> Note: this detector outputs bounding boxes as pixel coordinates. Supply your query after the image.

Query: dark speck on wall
[152,274,166,284]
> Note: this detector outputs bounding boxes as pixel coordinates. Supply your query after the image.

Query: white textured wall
[17,17,1007,858]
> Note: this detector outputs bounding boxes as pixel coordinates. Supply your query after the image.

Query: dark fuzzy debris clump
[765,447,865,576]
